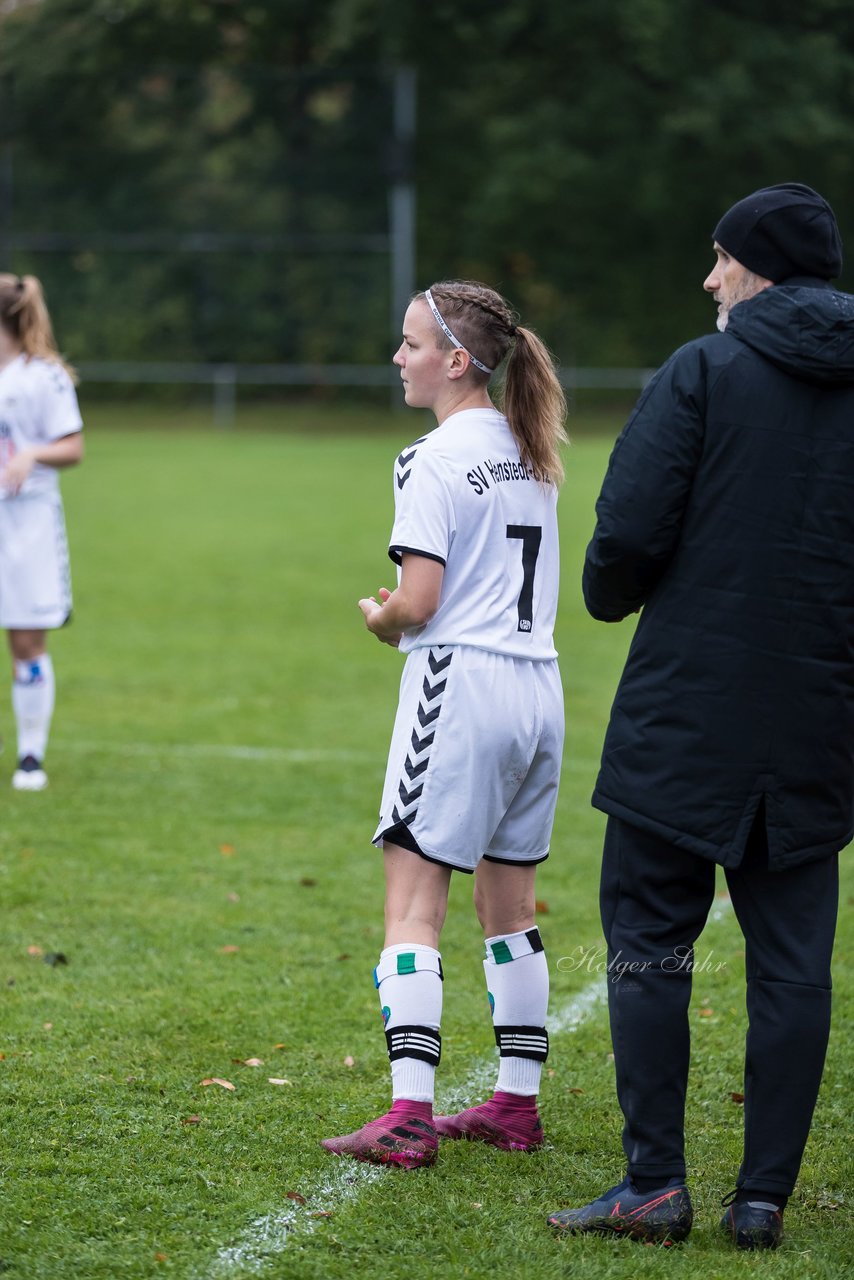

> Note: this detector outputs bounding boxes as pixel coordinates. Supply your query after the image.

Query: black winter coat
[583,279,854,869]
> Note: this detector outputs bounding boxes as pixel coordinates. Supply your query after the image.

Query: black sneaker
[548,1176,693,1244]
[720,1195,784,1250]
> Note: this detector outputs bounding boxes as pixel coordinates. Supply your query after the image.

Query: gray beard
[715,271,770,333]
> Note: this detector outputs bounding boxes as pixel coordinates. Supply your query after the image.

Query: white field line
[199,1161,383,1279]
[54,740,592,769]
[198,976,607,1279]
[52,738,371,764]
[709,893,734,924]
[197,902,738,1275]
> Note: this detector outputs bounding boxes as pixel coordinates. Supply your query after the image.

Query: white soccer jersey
[0,354,82,500]
[389,407,560,659]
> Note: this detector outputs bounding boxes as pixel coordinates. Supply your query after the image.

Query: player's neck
[0,332,22,369]
[434,386,493,426]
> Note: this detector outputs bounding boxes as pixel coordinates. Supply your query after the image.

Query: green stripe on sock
[490,940,513,964]
[396,952,417,975]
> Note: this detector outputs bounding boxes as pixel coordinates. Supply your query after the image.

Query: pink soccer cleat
[321,1102,437,1170]
[434,1093,544,1152]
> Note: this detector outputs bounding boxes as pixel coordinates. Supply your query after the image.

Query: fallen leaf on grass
[238,1058,264,1067]
[227,892,240,903]
[43,1023,53,1031]
[286,1191,307,1205]
[569,1087,585,1095]
[535,899,550,914]
[268,1077,292,1086]
[272,1042,287,1050]
[154,1254,169,1263]
[343,1056,355,1068]
[27,946,43,957]
[337,953,351,961]
[221,945,240,954]
[300,877,317,887]
[219,843,236,856]
[310,1210,333,1219]
[181,1115,202,1125]
[698,1007,714,1017]
[200,1078,236,1091]
[729,1092,745,1104]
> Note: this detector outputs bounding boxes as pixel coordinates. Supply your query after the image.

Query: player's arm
[0,431,84,495]
[359,552,444,647]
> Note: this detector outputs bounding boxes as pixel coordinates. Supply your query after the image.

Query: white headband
[424,288,494,374]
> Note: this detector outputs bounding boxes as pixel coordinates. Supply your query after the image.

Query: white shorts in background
[373,644,564,872]
[0,494,72,630]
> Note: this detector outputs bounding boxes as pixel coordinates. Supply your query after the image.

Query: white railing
[76,361,656,426]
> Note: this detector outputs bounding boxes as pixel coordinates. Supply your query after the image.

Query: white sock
[375,943,443,1104]
[484,928,549,1096]
[13,653,55,763]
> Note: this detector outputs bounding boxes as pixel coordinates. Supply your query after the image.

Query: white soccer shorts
[373,644,564,872]
[0,494,73,629]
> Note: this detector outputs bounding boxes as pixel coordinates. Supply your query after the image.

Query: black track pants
[599,816,838,1195]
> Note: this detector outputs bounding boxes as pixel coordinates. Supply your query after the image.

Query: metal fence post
[212,364,237,428]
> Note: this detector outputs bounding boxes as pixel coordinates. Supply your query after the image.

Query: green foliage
[0,404,850,1279]
[2,2,854,366]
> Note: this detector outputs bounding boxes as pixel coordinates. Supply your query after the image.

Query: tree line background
[1,0,853,375]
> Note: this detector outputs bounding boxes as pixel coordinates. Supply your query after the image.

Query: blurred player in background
[322,280,567,1169]
[0,274,84,790]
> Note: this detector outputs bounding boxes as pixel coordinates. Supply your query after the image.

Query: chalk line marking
[198,1161,382,1279]
[52,739,371,764]
[197,977,606,1279]
[198,895,738,1274]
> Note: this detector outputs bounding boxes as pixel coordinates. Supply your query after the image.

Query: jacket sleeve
[582,343,707,622]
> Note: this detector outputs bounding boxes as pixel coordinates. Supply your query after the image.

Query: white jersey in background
[0,354,82,500]
[388,407,559,659]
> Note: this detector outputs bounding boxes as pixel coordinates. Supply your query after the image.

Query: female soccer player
[323,280,567,1169]
[0,274,84,791]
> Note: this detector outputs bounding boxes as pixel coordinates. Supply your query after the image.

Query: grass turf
[0,403,850,1279]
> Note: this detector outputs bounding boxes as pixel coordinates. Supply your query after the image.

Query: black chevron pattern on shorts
[395,436,428,490]
[391,646,453,826]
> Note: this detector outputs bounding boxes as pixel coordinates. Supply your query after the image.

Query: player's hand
[358,590,402,647]
[0,449,35,496]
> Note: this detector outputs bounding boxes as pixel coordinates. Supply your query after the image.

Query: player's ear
[447,348,470,380]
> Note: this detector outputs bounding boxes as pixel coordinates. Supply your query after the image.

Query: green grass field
[1,403,851,1279]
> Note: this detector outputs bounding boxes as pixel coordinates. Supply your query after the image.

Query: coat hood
[726,279,854,385]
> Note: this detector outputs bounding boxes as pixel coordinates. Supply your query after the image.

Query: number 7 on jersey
[506,524,542,633]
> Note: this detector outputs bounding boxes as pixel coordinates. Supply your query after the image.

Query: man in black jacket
[548,185,851,1249]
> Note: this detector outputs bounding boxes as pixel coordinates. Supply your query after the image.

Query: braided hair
[418,280,567,486]
[0,274,77,381]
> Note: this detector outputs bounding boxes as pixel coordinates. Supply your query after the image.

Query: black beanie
[712,182,843,282]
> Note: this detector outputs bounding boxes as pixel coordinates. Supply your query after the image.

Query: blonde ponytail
[0,274,77,382]
[419,280,567,485]
[500,326,567,487]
